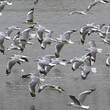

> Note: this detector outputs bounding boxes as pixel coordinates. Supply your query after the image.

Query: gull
[35,25,51,44]
[0,0,12,16]
[25,8,36,24]
[80,23,99,44]
[28,72,40,97]
[36,55,67,75]
[68,57,85,71]
[35,55,56,75]
[105,53,110,66]
[69,10,87,15]
[40,31,56,49]
[85,40,102,64]
[79,55,96,79]
[0,32,10,54]
[19,25,35,51]
[6,54,29,75]
[38,84,64,93]
[86,0,109,12]
[68,88,95,109]
[101,26,110,44]
[55,29,77,57]
[7,31,22,51]
[68,54,92,71]
[5,25,21,37]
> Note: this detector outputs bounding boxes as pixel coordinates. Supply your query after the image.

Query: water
[0,0,110,110]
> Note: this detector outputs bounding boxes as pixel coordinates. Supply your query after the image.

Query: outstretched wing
[78,89,95,103]
[69,95,81,106]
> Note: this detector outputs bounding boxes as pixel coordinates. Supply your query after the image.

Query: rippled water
[0,0,110,110]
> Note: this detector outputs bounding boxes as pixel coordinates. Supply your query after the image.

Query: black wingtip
[89,88,96,92]
[30,92,36,97]
[6,69,10,76]
[81,39,84,45]
[55,53,59,58]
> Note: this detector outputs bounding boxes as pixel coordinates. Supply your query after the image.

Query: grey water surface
[0,0,110,110]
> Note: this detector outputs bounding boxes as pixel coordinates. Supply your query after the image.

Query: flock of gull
[0,0,110,109]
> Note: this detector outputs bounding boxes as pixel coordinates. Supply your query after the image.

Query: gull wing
[69,95,81,106]
[78,89,95,104]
